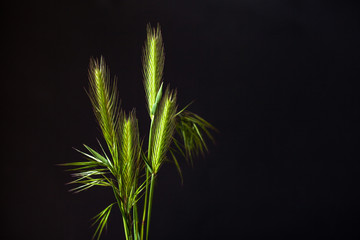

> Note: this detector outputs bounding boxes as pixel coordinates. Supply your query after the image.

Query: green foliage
[175,110,216,165]
[92,203,116,240]
[62,24,215,240]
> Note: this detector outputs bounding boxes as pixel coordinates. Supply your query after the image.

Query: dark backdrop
[2,0,360,239]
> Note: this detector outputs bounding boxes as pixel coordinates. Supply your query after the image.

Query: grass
[61,23,216,240]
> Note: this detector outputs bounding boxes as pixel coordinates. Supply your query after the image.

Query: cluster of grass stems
[62,24,215,240]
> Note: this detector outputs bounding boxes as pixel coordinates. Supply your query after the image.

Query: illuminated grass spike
[143,24,164,118]
[150,88,177,173]
[118,110,142,211]
[88,57,121,163]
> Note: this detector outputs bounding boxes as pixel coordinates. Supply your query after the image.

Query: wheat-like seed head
[143,24,164,118]
[118,110,141,211]
[150,88,177,173]
[88,57,121,163]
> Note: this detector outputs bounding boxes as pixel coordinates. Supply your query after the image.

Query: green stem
[141,170,149,240]
[146,173,156,240]
[141,117,154,240]
[122,214,131,240]
[112,188,127,240]
[133,204,138,240]
[113,187,132,240]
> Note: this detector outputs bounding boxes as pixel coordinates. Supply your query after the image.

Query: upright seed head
[143,24,165,118]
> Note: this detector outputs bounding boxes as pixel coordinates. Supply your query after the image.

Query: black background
[2,0,360,239]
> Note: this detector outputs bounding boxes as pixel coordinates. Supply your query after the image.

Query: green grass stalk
[146,173,156,240]
[141,117,154,240]
[133,204,139,240]
[122,214,130,240]
[141,170,149,240]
